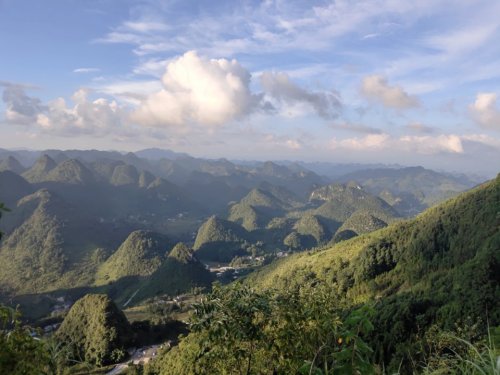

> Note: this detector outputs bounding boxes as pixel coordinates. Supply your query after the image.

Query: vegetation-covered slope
[95,230,173,285]
[0,189,129,294]
[22,154,57,183]
[336,166,477,216]
[148,175,498,374]
[55,294,132,366]
[333,210,387,241]
[44,158,96,185]
[310,182,399,223]
[0,156,25,174]
[0,171,33,207]
[246,175,499,366]
[137,243,214,300]
[193,216,250,261]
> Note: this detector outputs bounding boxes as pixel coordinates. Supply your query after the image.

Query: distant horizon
[0,146,494,179]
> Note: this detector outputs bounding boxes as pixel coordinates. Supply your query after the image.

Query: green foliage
[293,214,330,245]
[0,202,9,240]
[55,294,132,366]
[147,283,376,374]
[22,154,57,183]
[44,159,96,185]
[420,325,500,374]
[95,230,172,285]
[246,176,500,371]
[337,210,387,236]
[193,216,249,261]
[0,304,52,374]
[310,182,399,223]
[135,243,213,301]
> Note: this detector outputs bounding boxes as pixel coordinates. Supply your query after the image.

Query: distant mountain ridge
[333,166,477,216]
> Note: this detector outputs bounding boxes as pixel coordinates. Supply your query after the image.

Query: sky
[0,0,499,176]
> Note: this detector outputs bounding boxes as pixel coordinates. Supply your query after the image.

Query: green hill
[44,159,96,185]
[95,230,173,285]
[55,294,132,366]
[239,188,285,209]
[137,243,213,300]
[228,203,262,231]
[336,166,476,216]
[22,154,57,183]
[0,189,127,294]
[0,171,33,207]
[0,156,25,174]
[310,182,399,223]
[292,214,329,246]
[257,182,304,208]
[333,210,387,242]
[193,216,249,262]
[89,159,124,182]
[110,164,139,186]
[228,187,302,231]
[246,175,500,366]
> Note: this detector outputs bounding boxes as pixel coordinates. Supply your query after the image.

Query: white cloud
[263,133,303,150]
[330,133,463,154]
[2,85,45,125]
[123,21,168,33]
[131,51,260,128]
[260,72,341,119]
[400,135,463,154]
[73,68,100,74]
[1,85,127,136]
[470,93,500,130]
[35,89,126,135]
[331,134,389,150]
[426,23,498,57]
[462,133,500,148]
[361,75,419,109]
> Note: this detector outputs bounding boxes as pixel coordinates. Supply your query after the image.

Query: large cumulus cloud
[131,51,260,127]
[470,92,500,131]
[2,85,126,136]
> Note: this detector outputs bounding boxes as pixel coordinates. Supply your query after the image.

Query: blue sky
[1,0,499,176]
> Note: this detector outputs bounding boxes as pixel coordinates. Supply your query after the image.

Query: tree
[0,305,52,374]
[0,202,10,241]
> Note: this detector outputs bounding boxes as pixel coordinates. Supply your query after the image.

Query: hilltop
[137,242,213,300]
[55,294,132,366]
[95,230,173,285]
[193,216,250,261]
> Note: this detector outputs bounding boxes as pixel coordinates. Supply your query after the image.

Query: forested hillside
[147,175,499,374]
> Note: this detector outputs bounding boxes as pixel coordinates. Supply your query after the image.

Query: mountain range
[0,148,481,314]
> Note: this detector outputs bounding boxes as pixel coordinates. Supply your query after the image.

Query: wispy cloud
[73,68,101,74]
[360,75,419,109]
[329,121,382,134]
[330,133,464,154]
[405,122,435,134]
[260,72,341,119]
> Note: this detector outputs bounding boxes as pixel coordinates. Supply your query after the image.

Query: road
[106,345,160,375]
